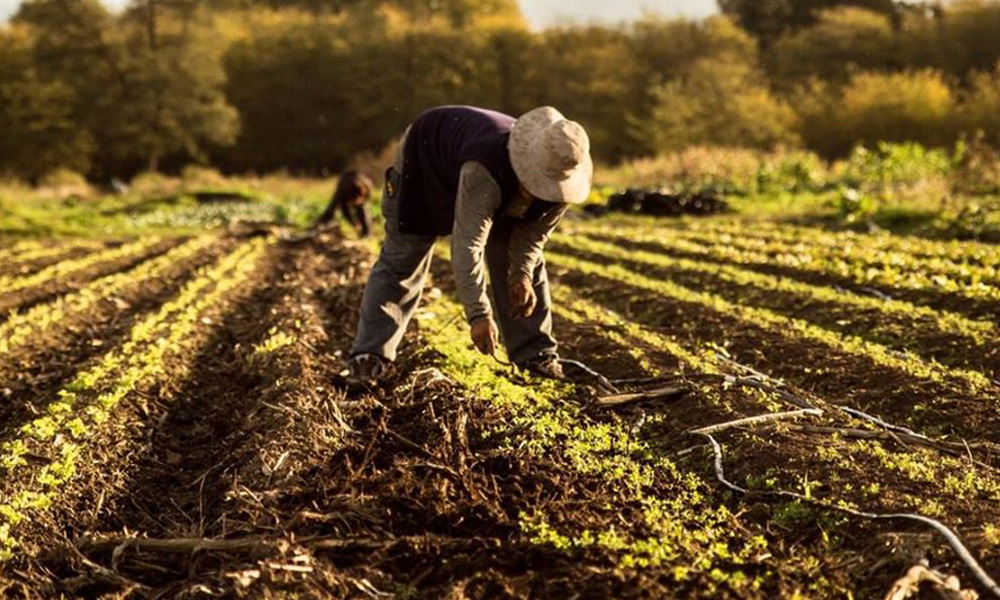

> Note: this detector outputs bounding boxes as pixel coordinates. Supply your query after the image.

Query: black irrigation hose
[701,434,1000,598]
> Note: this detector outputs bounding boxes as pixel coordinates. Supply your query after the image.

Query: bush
[840,142,953,190]
[129,171,179,196]
[40,168,88,188]
[597,147,762,192]
[596,147,827,195]
[958,63,1000,148]
[952,132,1000,194]
[830,142,954,223]
[181,165,226,186]
[643,58,799,152]
[38,168,93,200]
[755,151,828,193]
[797,70,956,157]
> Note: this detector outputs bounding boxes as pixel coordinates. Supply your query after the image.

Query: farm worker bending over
[347,105,592,387]
[314,171,374,238]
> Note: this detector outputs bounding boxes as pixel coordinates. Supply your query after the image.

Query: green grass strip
[546,250,993,392]
[557,233,996,346]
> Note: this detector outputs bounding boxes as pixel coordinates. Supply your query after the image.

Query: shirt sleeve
[507,203,568,283]
[452,162,501,323]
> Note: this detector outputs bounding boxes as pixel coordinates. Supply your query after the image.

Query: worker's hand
[470,317,499,356]
[509,277,536,319]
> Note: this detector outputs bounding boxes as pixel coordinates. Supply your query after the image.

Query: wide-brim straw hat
[509,107,593,204]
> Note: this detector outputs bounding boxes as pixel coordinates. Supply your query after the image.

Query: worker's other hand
[509,277,536,319]
[470,317,499,356]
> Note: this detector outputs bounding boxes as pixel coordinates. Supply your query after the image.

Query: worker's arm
[508,203,569,283]
[313,193,339,228]
[452,162,501,325]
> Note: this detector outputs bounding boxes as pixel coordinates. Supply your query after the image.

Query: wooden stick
[790,426,996,471]
[689,408,823,436]
[79,534,498,556]
[596,384,690,408]
[79,535,274,555]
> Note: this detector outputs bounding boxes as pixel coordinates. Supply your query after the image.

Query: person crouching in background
[315,171,374,238]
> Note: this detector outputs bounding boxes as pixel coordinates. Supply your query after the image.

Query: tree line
[3,0,1000,182]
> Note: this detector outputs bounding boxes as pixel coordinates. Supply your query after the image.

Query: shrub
[596,147,827,195]
[129,171,179,196]
[957,63,1000,148]
[643,58,799,152]
[180,165,226,186]
[797,70,957,157]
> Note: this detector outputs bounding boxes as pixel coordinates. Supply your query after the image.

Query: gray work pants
[350,181,557,365]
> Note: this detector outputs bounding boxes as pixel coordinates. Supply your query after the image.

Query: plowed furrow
[0,238,183,318]
[0,236,232,442]
[0,241,107,278]
[593,232,1000,322]
[548,253,1000,443]
[552,237,1000,380]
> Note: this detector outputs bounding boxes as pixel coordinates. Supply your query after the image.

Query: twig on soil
[79,534,500,557]
[789,426,996,471]
[689,408,824,436]
[61,540,150,595]
[559,358,619,394]
[884,563,978,600]
[838,406,921,438]
[700,434,1000,598]
[596,384,690,408]
[708,354,995,466]
[610,375,679,387]
[80,535,275,555]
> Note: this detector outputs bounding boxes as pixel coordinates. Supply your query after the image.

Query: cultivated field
[1,206,999,598]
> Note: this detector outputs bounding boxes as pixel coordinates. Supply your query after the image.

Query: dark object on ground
[606,188,729,217]
[522,353,565,380]
[315,171,374,237]
[345,353,394,392]
[192,190,260,204]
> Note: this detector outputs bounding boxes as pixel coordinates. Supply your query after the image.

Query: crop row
[0,235,218,356]
[672,218,1000,266]
[545,250,993,393]
[555,234,996,351]
[669,228,1000,292]
[549,278,1000,592]
[571,222,1000,303]
[419,289,775,593]
[0,237,168,299]
[0,239,107,272]
[0,236,271,560]
[0,239,51,263]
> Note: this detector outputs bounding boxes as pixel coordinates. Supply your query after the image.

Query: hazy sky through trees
[0,0,718,26]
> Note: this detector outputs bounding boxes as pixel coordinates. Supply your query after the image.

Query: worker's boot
[521,353,565,380]
[346,353,394,390]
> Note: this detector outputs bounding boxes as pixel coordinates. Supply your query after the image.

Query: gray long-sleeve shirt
[392,135,566,323]
[452,162,567,323]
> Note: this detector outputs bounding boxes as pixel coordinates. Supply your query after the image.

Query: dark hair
[333,171,373,207]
